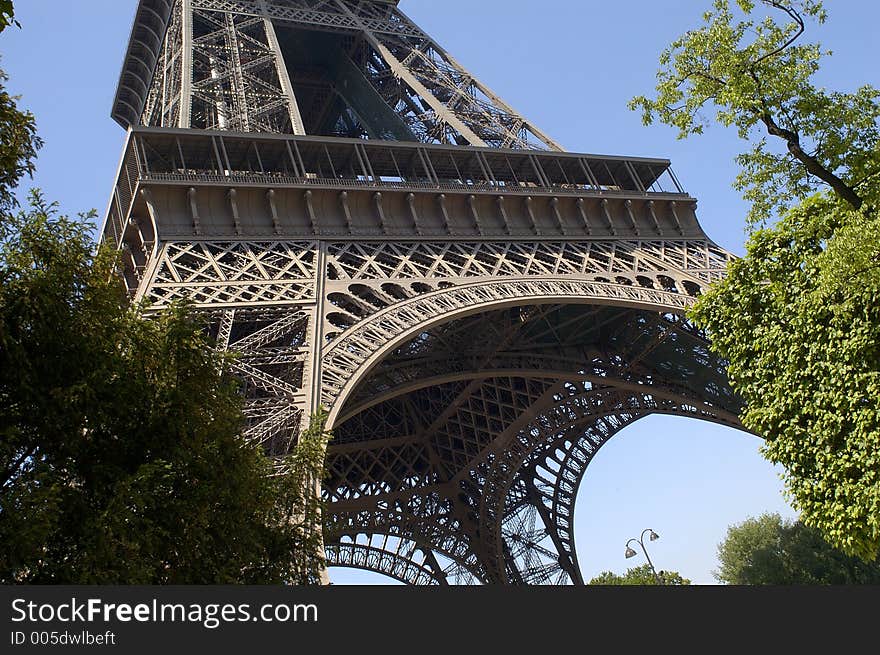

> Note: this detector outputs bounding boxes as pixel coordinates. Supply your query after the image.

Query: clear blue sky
[2,0,877,584]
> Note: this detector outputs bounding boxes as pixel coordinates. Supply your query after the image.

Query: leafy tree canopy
[589,564,691,586]
[633,0,880,559]
[0,50,41,211]
[0,1,14,31]
[0,195,329,583]
[716,513,880,584]
[692,189,880,560]
[630,0,879,227]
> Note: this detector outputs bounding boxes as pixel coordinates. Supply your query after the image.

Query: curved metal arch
[339,369,580,424]
[338,368,741,429]
[524,409,757,585]
[325,537,446,586]
[516,414,646,583]
[338,303,735,419]
[524,418,646,583]
[474,380,743,583]
[324,295,744,584]
[517,411,683,583]
[323,277,699,426]
[324,504,492,584]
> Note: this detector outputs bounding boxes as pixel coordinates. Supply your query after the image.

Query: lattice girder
[325,533,448,585]
[118,0,561,149]
[324,486,491,583]
[326,385,735,584]
[321,298,741,584]
[106,0,747,586]
[338,305,736,421]
[129,233,738,582]
[320,273,726,414]
[202,306,312,456]
[125,228,738,582]
[516,414,647,585]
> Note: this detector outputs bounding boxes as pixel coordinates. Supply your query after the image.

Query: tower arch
[103,0,744,584]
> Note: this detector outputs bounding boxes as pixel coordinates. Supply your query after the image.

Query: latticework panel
[190,6,298,132]
[321,277,699,406]
[326,533,447,585]
[208,307,312,457]
[365,11,559,150]
[126,227,738,584]
[325,240,731,285]
[143,0,185,127]
[144,241,317,307]
[324,299,740,584]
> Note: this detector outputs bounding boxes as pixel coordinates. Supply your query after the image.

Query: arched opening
[327,415,794,585]
[572,414,796,584]
[322,298,745,584]
[327,568,406,585]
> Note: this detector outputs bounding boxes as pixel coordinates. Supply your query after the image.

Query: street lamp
[624,528,662,584]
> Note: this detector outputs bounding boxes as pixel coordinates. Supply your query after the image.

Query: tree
[630,0,879,227]
[0,1,14,31]
[0,194,331,583]
[0,3,41,213]
[716,513,880,584]
[632,0,880,560]
[0,0,330,583]
[589,564,691,586]
[692,193,880,561]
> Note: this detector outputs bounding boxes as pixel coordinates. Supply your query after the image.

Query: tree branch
[751,1,807,67]
[852,167,880,189]
[758,110,863,209]
[1,446,37,489]
[745,69,864,211]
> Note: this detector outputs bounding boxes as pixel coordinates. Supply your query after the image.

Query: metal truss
[143,240,317,307]
[326,379,734,585]
[206,306,312,456]
[321,277,699,406]
[142,0,185,128]
[321,302,739,584]
[105,1,747,584]
[516,413,641,585]
[324,239,729,286]
[186,3,303,133]
[123,233,737,583]
[116,0,561,149]
[142,0,305,132]
[324,533,448,585]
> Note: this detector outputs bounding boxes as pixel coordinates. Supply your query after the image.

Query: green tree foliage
[632,0,880,559]
[0,194,330,583]
[630,0,879,227]
[692,192,880,560]
[716,513,880,584]
[0,1,15,32]
[0,25,42,212]
[0,2,330,582]
[589,564,691,586]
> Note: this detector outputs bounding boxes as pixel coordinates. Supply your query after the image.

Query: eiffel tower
[104,0,741,585]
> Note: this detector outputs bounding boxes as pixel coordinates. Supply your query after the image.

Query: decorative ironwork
[115,0,560,149]
[104,0,743,585]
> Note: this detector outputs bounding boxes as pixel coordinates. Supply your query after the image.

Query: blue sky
[2,0,877,584]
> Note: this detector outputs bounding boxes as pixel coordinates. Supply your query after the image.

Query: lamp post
[625,528,662,585]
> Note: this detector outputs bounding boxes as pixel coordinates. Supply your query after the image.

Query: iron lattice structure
[104,0,743,585]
